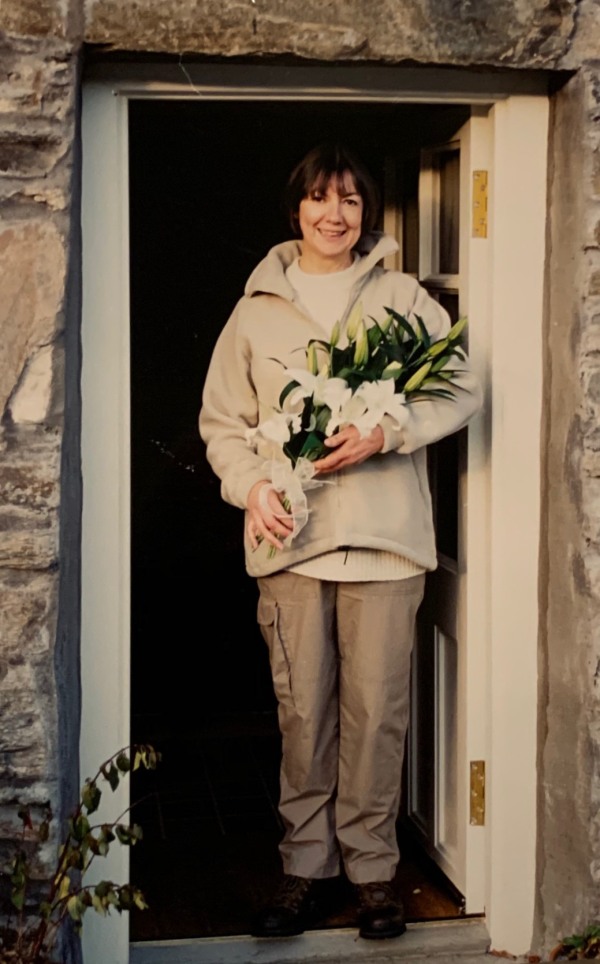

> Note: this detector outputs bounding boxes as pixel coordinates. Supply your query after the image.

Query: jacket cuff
[379,412,409,454]
[236,467,276,510]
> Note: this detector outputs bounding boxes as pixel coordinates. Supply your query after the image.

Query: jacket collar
[244,232,400,302]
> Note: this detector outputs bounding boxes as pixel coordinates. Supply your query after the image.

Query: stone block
[83,0,577,68]
[0,461,59,514]
[1,0,69,40]
[0,661,55,782]
[0,38,76,124]
[0,569,58,657]
[0,221,66,419]
[0,515,58,570]
[9,345,55,424]
[0,428,61,568]
[0,122,67,178]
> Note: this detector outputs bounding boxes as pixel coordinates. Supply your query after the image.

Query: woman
[199,144,483,940]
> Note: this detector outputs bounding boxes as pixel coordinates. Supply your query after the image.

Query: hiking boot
[250,874,317,938]
[355,880,407,940]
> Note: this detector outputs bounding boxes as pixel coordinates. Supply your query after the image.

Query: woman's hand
[246,480,294,551]
[312,424,384,474]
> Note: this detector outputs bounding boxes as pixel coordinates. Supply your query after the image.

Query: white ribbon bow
[266,457,333,545]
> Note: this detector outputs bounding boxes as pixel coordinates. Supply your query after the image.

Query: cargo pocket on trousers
[256,596,295,708]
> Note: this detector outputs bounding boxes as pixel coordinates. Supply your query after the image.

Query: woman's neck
[298,248,355,275]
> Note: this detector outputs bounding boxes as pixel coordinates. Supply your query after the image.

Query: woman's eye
[344,197,359,206]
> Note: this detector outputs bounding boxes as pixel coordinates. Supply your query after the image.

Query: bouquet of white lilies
[245,302,469,552]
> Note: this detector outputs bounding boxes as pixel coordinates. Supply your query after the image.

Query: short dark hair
[284,143,380,238]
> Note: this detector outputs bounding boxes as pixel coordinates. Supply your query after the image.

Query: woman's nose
[324,197,343,221]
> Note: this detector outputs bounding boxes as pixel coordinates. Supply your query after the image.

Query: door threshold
[130,917,490,964]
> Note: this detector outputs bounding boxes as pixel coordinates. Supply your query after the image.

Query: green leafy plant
[550,923,600,960]
[0,744,160,964]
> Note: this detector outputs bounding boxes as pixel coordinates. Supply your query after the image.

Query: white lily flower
[349,380,409,436]
[284,369,349,409]
[255,411,296,445]
[320,380,407,438]
[325,392,369,437]
[320,378,352,413]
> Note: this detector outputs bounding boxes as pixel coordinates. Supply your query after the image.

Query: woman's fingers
[246,481,294,550]
[313,425,384,473]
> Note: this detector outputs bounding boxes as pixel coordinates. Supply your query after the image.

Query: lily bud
[404,360,433,393]
[448,316,468,342]
[307,342,319,375]
[330,320,341,347]
[381,360,403,380]
[428,337,450,357]
[353,320,369,366]
[380,313,393,334]
[346,301,363,342]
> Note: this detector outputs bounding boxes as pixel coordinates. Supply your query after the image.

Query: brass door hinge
[470,760,485,826]
[472,171,488,238]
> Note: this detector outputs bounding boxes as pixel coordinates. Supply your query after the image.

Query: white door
[387,108,492,912]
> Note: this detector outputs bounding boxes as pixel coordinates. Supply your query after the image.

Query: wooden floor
[129,711,464,942]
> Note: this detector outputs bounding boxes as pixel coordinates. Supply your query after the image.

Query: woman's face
[297,172,364,270]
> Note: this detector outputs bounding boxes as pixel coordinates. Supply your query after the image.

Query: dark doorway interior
[128,98,468,941]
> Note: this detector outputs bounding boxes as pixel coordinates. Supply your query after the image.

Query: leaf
[56,873,72,904]
[82,779,102,814]
[314,407,332,434]
[116,752,131,774]
[92,894,108,915]
[366,325,383,350]
[414,314,431,348]
[146,747,161,769]
[133,888,149,911]
[67,895,82,922]
[383,307,417,344]
[279,379,300,408]
[115,823,143,845]
[39,900,52,920]
[100,824,116,845]
[299,432,327,460]
[117,885,134,911]
[74,814,91,841]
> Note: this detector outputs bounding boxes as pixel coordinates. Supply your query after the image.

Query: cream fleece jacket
[199,233,483,577]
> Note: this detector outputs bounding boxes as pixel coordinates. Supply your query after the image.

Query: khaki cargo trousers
[256,569,425,884]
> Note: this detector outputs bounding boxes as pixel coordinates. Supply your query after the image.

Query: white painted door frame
[81,69,548,962]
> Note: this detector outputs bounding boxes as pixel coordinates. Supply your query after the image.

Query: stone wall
[535,63,600,950]
[0,4,80,913]
[2,0,600,958]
